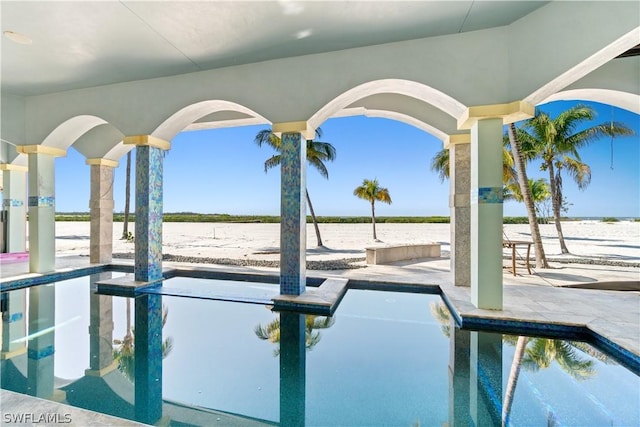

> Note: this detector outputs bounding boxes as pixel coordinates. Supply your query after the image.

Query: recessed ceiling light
[4,31,32,45]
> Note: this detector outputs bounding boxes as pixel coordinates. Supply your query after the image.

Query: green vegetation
[601,217,620,222]
[55,212,451,223]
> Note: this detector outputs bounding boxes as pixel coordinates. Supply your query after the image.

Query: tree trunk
[502,336,529,427]
[371,201,377,241]
[548,162,569,253]
[305,188,323,247]
[508,124,549,268]
[122,151,131,239]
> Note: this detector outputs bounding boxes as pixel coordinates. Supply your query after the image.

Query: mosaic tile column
[123,136,169,283]
[470,119,503,309]
[448,138,471,287]
[27,284,56,398]
[18,146,66,273]
[448,320,471,427]
[134,294,163,425]
[1,289,28,392]
[280,132,307,295]
[1,164,28,253]
[279,312,306,426]
[470,331,502,427]
[88,159,117,264]
[87,273,115,373]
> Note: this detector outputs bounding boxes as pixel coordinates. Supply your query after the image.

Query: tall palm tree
[122,151,132,239]
[507,123,549,268]
[254,315,335,356]
[255,128,336,247]
[520,105,633,253]
[353,179,392,241]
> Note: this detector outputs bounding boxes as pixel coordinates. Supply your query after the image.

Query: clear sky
[53,100,639,218]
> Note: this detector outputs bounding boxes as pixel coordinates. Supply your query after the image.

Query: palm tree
[255,315,335,356]
[507,124,549,268]
[112,301,174,382]
[520,105,633,253]
[122,151,132,239]
[353,179,392,241]
[255,128,336,247]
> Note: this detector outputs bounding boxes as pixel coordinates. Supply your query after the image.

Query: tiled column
[17,145,66,273]
[134,294,163,424]
[27,284,56,398]
[123,136,170,283]
[1,289,28,392]
[470,331,502,427]
[458,101,534,310]
[280,312,306,426]
[1,164,28,253]
[87,159,118,264]
[86,272,116,375]
[448,135,471,287]
[273,122,309,296]
[448,319,471,427]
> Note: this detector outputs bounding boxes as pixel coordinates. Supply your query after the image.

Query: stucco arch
[541,89,640,115]
[308,79,467,131]
[40,115,116,153]
[151,100,270,142]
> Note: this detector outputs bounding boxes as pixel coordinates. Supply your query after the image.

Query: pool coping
[1,262,638,374]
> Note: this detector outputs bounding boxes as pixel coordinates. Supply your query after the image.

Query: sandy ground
[52,220,640,264]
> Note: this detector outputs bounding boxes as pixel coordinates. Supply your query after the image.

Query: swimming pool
[1,272,638,426]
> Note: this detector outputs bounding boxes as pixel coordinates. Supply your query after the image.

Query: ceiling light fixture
[4,30,32,45]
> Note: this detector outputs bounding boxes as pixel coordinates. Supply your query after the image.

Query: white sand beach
[53,220,640,265]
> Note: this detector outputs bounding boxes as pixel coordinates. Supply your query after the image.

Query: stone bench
[365,243,441,265]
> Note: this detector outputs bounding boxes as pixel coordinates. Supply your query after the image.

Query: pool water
[1,273,638,426]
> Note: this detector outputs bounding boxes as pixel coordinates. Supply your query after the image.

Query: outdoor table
[502,240,533,276]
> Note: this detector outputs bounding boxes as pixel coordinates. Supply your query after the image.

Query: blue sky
[54,100,639,218]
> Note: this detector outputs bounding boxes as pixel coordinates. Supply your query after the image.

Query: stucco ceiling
[1,1,547,96]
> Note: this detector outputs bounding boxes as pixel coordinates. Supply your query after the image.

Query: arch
[41,115,111,151]
[334,107,448,142]
[308,79,467,131]
[540,89,640,114]
[151,100,270,142]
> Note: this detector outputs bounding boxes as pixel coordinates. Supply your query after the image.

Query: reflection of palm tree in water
[255,315,335,356]
[429,302,607,426]
[112,299,174,382]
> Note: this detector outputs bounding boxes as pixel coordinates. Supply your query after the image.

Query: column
[1,164,28,253]
[469,331,503,427]
[279,312,306,427]
[17,145,66,273]
[448,319,471,427]
[273,122,309,296]
[123,136,170,283]
[86,272,116,375]
[457,101,534,310]
[27,284,56,398]
[87,159,117,264]
[134,294,163,424]
[1,289,28,392]
[448,135,471,287]
[470,118,504,309]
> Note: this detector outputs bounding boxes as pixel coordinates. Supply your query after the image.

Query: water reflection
[0,283,637,426]
[255,314,335,356]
